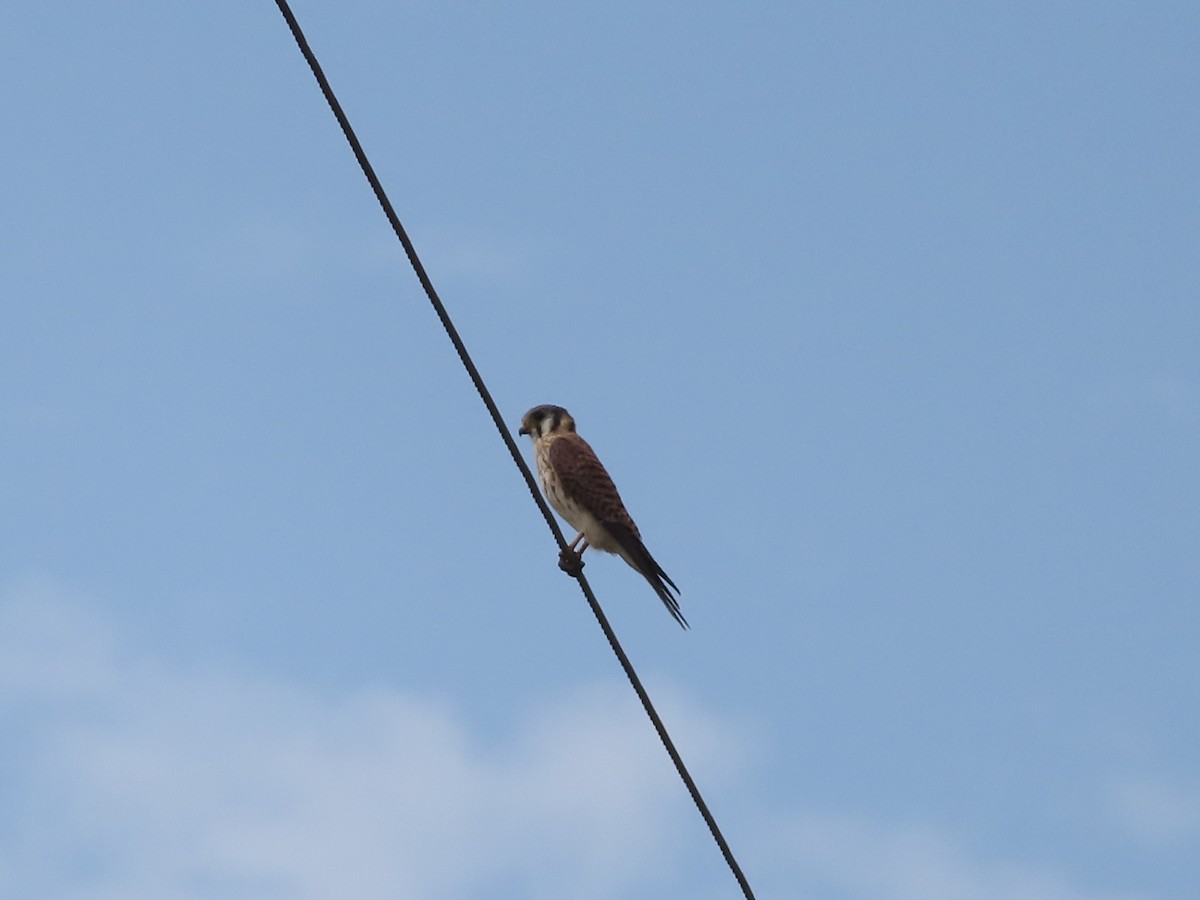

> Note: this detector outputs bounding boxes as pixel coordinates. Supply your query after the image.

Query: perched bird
[518,404,688,629]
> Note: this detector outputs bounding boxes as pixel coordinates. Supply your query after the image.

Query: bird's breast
[535,440,590,535]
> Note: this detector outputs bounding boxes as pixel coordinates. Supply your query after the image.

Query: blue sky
[2,2,1197,898]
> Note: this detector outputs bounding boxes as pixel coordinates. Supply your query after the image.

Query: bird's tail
[607,522,689,629]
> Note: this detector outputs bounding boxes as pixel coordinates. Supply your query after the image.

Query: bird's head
[518,404,576,440]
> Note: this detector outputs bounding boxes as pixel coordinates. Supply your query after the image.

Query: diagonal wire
[271,3,756,898]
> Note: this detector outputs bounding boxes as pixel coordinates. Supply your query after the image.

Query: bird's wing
[549,435,688,629]
[548,434,638,532]
[603,520,689,629]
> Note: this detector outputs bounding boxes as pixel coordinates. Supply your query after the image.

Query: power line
[271,4,757,898]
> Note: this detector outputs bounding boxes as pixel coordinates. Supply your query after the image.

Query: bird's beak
[518,425,529,436]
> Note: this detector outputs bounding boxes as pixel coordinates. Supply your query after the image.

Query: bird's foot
[558,548,585,577]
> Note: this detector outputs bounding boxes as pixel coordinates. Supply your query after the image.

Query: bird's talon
[558,549,585,577]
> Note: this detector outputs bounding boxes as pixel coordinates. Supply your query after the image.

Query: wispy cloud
[0,584,1177,900]
[1105,774,1200,848]
[1086,373,1200,427]
[0,585,702,900]
[766,811,1153,900]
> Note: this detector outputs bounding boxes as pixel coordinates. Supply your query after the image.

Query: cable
[272,4,757,898]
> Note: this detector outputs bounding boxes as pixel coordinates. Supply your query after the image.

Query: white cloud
[0,585,707,900]
[0,584,1178,900]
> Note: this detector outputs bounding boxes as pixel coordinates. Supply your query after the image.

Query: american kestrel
[519,404,688,629]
